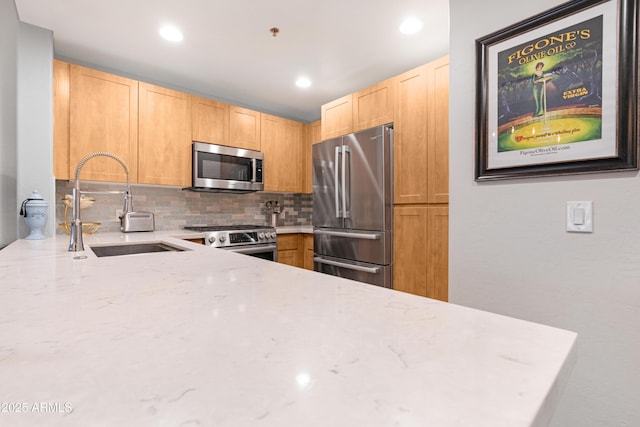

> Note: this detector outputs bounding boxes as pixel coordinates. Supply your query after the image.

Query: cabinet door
[393,205,448,301]
[303,120,321,194]
[393,56,449,205]
[261,114,303,192]
[229,106,261,150]
[321,94,352,140]
[138,82,191,186]
[69,65,138,183]
[393,64,428,204]
[353,78,394,132]
[303,235,314,270]
[427,56,449,204]
[53,60,70,180]
[277,234,301,267]
[191,95,229,145]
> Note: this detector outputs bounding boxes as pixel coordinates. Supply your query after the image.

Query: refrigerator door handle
[342,145,350,218]
[334,146,341,218]
[314,256,381,274]
[314,229,380,240]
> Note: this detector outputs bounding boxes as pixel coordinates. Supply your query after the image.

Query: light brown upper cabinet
[394,56,449,204]
[138,82,191,186]
[394,64,428,204]
[352,77,394,132]
[68,64,138,183]
[320,94,353,140]
[303,120,321,194]
[261,114,303,192]
[191,95,230,146]
[426,56,449,204]
[229,106,261,151]
[53,60,70,180]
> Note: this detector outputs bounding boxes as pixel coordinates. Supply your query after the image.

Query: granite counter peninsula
[0,231,576,426]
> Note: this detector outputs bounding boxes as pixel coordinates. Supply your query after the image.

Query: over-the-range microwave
[186,142,264,193]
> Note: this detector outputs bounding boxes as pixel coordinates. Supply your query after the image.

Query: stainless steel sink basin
[90,242,188,258]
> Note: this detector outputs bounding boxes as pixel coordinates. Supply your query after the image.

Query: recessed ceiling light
[159,25,183,42]
[399,17,423,35]
[296,77,312,88]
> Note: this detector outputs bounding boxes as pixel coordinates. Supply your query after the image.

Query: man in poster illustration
[496,15,603,153]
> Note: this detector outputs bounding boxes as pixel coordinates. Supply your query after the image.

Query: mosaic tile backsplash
[55,180,312,234]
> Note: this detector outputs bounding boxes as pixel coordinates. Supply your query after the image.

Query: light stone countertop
[0,231,576,426]
[276,225,313,234]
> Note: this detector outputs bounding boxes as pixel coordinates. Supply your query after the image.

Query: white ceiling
[15,0,449,123]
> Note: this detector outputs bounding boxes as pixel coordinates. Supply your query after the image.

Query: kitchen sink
[90,241,189,258]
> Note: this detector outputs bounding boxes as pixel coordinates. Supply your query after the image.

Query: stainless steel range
[183,225,278,261]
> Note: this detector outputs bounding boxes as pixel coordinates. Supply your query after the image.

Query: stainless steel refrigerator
[312,124,393,288]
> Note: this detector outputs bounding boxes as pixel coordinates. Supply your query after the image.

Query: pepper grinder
[19,190,48,240]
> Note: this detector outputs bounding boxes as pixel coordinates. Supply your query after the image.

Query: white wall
[0,0,18,248]
[449,0,640,425]
[16,22,54,239]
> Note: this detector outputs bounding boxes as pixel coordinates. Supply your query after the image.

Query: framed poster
[475,0,638,180]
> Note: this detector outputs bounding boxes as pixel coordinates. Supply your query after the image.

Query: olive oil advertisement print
[497,16,603,154]
[476,0,638,180]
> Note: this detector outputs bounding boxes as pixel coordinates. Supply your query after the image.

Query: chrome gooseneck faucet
[69,152,131,252]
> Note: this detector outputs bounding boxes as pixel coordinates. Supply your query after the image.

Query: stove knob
[258,232,265,240]
[219,235,226,243]
[208,235,216,244]
[270,232,277,239]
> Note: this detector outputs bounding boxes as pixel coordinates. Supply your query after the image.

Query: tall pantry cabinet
[393,56,449,301]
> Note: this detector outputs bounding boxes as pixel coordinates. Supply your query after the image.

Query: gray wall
[449,0,640,425]
[16,22,54,239]
[0,0,18,248]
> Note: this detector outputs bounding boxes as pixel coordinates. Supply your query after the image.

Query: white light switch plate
[566,201,593,233]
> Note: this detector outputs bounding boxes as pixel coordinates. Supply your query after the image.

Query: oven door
[220,243,278,262]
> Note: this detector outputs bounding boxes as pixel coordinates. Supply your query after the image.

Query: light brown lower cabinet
[303,235,314,270]
[393,205,448,301]
[277,234,314,270]
[277,234,301,267]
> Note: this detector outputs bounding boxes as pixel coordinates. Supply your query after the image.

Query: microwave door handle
[342,145,350,219]
[251,159,257,183]
[335,146,341,218]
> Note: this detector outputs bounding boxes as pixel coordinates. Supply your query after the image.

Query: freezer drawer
[314,228,391,265]
[314,255,392,289]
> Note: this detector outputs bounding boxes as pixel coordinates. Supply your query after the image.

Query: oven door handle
[223,244,277,255]
[314,256,381,274]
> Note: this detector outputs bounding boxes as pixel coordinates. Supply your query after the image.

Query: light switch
[573,207,585,225]
[567,201,593,233]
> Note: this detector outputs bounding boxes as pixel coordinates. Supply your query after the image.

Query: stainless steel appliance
[186,142,264,193]
[312,124,393,288]
[183,225,277,261]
